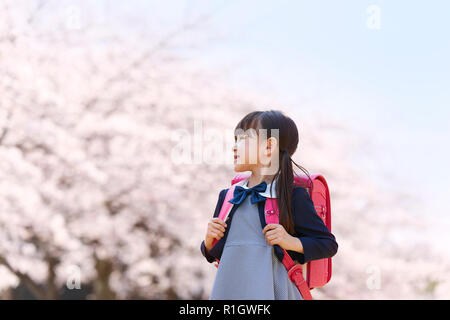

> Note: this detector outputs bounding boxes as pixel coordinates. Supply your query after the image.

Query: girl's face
[232,129,273,172]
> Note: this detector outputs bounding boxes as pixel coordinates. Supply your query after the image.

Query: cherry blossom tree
[1,0,449,300]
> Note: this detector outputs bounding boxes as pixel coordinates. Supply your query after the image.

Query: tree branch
[0,255,46,299]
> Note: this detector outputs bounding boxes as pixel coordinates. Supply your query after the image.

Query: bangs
[234,111,262,139]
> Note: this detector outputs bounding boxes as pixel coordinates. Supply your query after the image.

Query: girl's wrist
[285,235,304,253]
[204,239,213,252]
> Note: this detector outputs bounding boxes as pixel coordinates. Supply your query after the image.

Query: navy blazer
[200,186,338,264]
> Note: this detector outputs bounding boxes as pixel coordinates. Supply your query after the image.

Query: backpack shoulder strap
[264,198,279,224]
[217,184,236,222]
[264,176,313,300]
[218,174,249,221]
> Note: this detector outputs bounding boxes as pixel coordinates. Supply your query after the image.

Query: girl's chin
[233,163,254,172]
[233,164,246,172]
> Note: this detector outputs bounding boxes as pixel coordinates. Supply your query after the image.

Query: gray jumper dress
[209,190,303,300]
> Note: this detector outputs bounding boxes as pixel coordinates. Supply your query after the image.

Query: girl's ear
[266,137,279,157]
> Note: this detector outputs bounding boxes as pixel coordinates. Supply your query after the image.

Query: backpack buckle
[288,264,305,286]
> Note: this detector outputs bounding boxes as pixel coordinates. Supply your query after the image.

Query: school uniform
[200,176,338,300]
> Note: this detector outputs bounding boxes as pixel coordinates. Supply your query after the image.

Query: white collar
[241,176,278,198]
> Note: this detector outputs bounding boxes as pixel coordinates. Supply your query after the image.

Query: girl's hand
[204,218,227,251]
[262,223,300,252]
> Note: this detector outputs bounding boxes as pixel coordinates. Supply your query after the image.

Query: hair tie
[280,149,290,157]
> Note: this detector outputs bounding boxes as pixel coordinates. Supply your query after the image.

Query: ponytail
[272,149,313,235]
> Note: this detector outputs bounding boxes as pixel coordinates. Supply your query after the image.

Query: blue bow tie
[228,181,267,205]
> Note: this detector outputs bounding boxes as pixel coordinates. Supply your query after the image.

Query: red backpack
[211,172,332,300]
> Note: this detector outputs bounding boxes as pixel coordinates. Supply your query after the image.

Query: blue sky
[78,0,450,216]
[169,0,450,215]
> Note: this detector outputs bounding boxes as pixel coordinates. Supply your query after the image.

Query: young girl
[200,110,338,300]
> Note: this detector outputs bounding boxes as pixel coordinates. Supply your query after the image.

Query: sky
[177,0,450,217]
[55,0,450,218]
